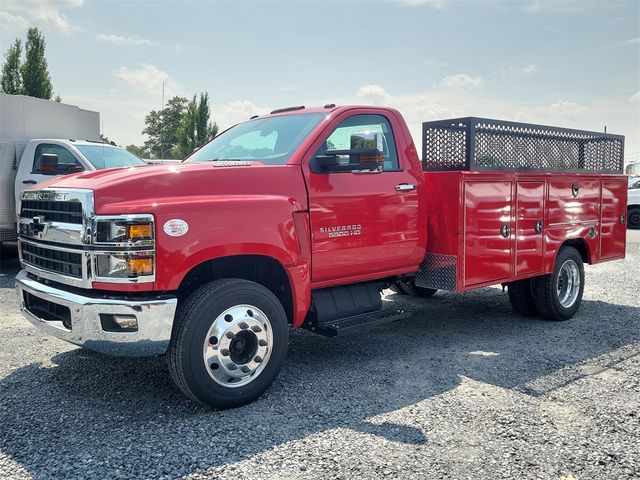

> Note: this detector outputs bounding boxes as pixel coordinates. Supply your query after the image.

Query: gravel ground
[0,233,639,480]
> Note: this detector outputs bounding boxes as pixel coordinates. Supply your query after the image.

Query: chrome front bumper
[15,270,177,357]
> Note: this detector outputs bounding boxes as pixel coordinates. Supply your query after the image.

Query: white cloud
[621,37,640,46]
[548,100,588,117]
[631,92,640,104]
[0,0,83,33]
[440,74,484,89]
[96,34,152,46]
[214,101,271,130]
[357,84,392,105]
[113,63,183,98]
[525,0,585,14]
[522,64,537,74]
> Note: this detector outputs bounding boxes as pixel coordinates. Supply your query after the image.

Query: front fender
[128,195,307,291]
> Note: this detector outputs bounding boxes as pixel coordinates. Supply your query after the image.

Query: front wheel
[532,247,585,321]
[168,278,288,409]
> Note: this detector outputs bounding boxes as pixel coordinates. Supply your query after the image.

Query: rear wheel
[532,246,585,321]
[628,206,640,230]
[168,278,288,409]
[507,279,537,316]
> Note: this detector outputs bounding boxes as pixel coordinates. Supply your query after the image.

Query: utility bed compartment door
[600,179,627,260]
[547,178,600,225]
[463,181,513,287]
[515,181,544,275]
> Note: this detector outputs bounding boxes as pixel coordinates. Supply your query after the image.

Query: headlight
[93,215,155,283]
[95,218,154,244]
[95,253,154,279]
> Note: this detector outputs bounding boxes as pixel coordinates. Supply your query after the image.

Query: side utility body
[15,106,627,408]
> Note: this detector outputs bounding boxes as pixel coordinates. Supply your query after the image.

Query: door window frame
[308,112,404,174]
[32,143,84,176]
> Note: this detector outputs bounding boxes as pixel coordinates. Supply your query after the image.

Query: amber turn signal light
[126,223,152,240]
[127,257,153,276]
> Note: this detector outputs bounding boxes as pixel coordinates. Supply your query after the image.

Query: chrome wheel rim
[202,304,272,388]
[556,260,580,308]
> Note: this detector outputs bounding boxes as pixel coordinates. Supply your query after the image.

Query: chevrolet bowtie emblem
[28,216,48,237]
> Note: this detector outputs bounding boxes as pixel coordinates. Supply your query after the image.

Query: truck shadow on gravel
[1,288,639,479]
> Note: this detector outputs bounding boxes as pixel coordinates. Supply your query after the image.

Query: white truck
[0,93,145,251]
[629,177,640,230]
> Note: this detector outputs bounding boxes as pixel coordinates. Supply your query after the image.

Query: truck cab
[14,105,628,409]
[15,139,146,213]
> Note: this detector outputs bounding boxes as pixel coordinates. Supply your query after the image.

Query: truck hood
[33,162,309,214]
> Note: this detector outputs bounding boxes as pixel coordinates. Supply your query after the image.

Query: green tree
[126,144,150,159]
[0,39,22,94]
[142,96,188,158]
[174,92,218,158]
[196,92,218,145]
[21,27,53,99]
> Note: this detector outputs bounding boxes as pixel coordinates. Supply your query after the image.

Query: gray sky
[1,0,639,163]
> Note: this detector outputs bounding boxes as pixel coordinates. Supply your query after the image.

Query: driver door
[18,143,84,198]
[305,112,422,285]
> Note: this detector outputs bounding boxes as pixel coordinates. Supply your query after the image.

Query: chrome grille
[21,242,83,278]
[20,199,83,224]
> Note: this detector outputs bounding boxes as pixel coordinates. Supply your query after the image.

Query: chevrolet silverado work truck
[15,105,628,408]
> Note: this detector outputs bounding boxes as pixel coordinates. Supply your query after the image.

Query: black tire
[507,279,537,316]
[168,278,289,409]
[532,246,585,321]
[399,281,438,298]
[628,206,640,230]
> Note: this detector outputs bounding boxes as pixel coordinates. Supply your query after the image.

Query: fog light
[114,315,138,330]
[100,314,138,332]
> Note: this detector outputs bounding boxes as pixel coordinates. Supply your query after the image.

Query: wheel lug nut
[220,349,229,356]
[254,356,263,363]
[225,332,235,339]
[239,322,249,329]
[258,339,267,347]
[251,325,262,333]
[241,366,251,373]
[228,364,237,371]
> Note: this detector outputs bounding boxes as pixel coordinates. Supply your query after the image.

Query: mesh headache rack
[422,117,624,174]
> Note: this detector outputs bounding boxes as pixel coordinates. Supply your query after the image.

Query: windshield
[187,113,326,165]
[76,145,146,169]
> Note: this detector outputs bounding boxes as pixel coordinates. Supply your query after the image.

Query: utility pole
[160,81,165,160]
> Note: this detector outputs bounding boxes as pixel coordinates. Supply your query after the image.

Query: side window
[317,114,399,171]
[33,144,83,175]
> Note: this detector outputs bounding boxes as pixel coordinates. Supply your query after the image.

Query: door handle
[395,183,415,192]
[500,224,510,238]
[22,180,37,185]
[535,220,543,234]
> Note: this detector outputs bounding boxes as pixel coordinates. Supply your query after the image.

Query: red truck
[15,105,627,408]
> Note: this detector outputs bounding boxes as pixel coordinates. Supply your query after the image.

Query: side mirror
[40,153,59,174]
[313,131,385,173]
